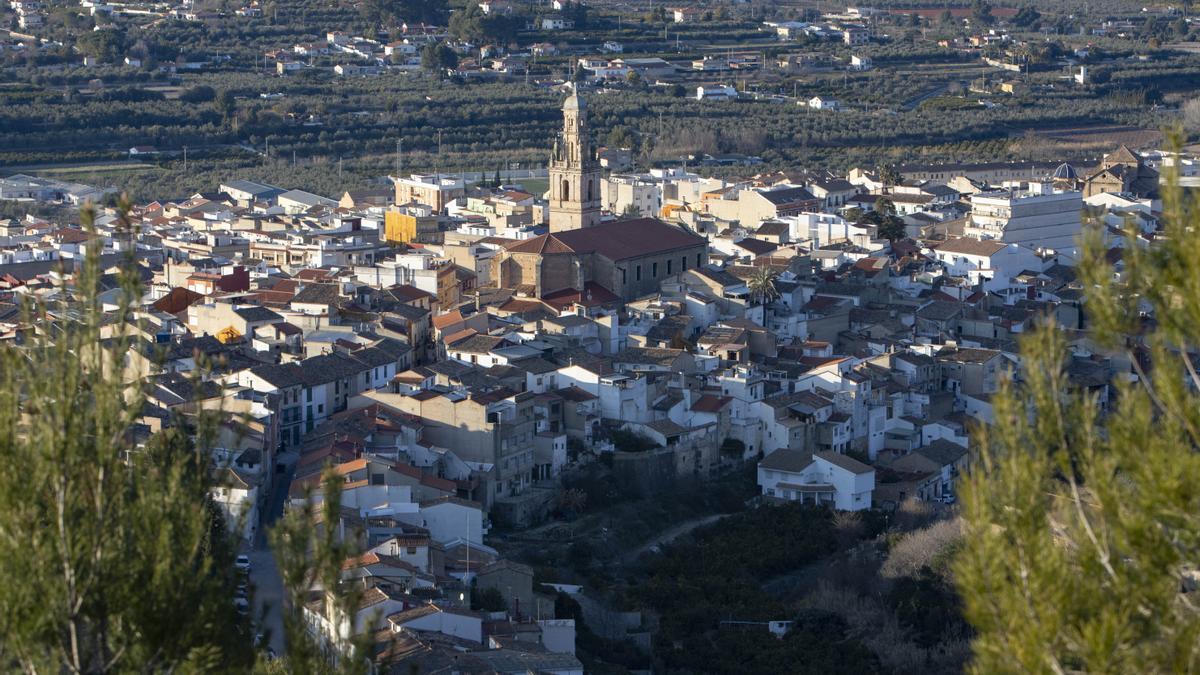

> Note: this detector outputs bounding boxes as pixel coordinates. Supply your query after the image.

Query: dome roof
[1053,163,1078,180]
[563,90,585,112]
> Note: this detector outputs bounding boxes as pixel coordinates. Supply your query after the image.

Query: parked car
[235,555,252,572]
[234,598,249,615]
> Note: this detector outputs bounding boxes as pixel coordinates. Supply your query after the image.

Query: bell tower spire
[548,86,601,233]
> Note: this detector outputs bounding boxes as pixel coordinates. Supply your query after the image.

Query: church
[1082,145,1160,199]
[492,89,708,303]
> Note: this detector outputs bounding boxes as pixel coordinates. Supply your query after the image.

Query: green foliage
[971,0,994,26]
[746,265,779,305]
[449,2,524,44]
[180,85,217,103]
[606,428,658,453]
[887,568,969,648]
[876,217,907,242]
[420,41,459,72]
[1010,6,1041,29]
[668,617,882,674]
[360,0,446,26]
[876,165,901,187]
[630,504,886,673]
[215,89,237,121]
[955,156,1200,672]
[471,585,507,611]
[0,203,252,671]
[77,28,125,63]
[605,125,633,149]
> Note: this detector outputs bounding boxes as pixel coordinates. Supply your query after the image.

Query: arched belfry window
[562,180,570,201]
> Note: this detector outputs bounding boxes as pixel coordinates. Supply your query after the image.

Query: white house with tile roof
[757,449,874,510]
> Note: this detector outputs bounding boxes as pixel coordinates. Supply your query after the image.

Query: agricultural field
[0,0,1193,201]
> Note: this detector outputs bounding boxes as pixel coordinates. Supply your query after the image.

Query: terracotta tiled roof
[431,310,465,329]
[151,287,205,314]
[541,281,620,309]
[503,234,577,255]
[506,218,704,261]
[933,237,1008,257]
[691,394,732,412]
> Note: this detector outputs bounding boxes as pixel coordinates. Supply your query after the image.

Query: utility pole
[436,130,443,176]
[292,149,296,167]
[182,145,187,173]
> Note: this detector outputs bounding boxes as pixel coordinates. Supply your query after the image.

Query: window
[681,255,687,271]
[335,380,340,394]
[306,388,312,402]
[636,265,642,281]
[697,253,702,267]
[407,546,417,555]
[561,179,570,201]
[652,262,658,277]
[666,259,673,274]
[587,180,593,201]
[317,404,324,414]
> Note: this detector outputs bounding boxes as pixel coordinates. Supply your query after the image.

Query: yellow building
[384,210,418,243]
[384,208,440,244]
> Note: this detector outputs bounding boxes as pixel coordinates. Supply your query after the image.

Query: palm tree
[746,265,780,306]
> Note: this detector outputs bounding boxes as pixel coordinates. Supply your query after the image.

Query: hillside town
[0,78,1181,669]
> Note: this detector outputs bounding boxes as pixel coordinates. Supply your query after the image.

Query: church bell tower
[548,88,601,233]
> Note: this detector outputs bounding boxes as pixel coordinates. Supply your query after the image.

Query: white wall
[397,609,483,643]
[418,502,484,545]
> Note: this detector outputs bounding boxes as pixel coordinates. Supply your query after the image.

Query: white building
[965,184,1082,258]
[842,26,869,45]
[211,467,259,541]
[807,96,840,110]
[780,213,873,248]
[930,237,1043,282]
[276,189,337,214]
[757,449,875,511]
[696,84,738,101]
[601,174,662,217]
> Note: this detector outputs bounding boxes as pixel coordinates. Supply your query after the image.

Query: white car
[235,555,252,572]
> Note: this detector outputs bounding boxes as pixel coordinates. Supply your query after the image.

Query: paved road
[245,451,296,657]
[621,513,729,564]
[901,83,950,111]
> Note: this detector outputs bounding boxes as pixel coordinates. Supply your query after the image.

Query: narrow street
[245,450,296,657]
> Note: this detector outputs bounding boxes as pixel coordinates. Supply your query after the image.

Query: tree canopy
[448,2,524,43]
[0,203,253,672]
[956,157,1200,672]
[360,0,446,27]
